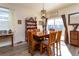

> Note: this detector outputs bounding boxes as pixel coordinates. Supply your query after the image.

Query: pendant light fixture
[41,3,46,19]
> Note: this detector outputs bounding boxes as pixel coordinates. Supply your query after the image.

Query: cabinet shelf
[26,24,37,26]
[26,20,37,23]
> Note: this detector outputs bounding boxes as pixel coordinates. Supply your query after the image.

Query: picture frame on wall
[18,20,22,24]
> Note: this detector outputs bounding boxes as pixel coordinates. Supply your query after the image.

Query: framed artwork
[68,12,79,25]
[18,20,22,24]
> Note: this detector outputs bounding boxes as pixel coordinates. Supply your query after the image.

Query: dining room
[0,3,79,56]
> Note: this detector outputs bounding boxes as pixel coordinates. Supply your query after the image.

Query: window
[47,19,55,30]
[55,18,64,30]
[0,7,10,30]
[47,17,64,30]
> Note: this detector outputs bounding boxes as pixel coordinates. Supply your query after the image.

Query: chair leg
[56,42,58,56]
[40,43,43,54]
[28,40,31,53]
[53,43,55,56]
[31,43,35,56]
[28,42,30,53]
[59,42,61,56]
[47,47,52,56]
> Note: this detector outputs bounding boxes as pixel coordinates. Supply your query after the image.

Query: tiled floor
[0,41,79,56]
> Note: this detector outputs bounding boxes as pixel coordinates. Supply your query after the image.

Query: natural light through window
[0,7,10,30]
[47,17,64,33]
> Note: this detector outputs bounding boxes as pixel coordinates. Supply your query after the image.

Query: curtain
[61,15,69,44]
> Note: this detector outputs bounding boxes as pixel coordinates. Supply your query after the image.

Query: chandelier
[41,3,46,19]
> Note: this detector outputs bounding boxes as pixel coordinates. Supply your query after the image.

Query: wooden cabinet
[25,17,37,41]
[70,31,79,46]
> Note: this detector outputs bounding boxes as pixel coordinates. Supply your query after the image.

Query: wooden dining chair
[30,30,40,55]
[55,31,62,56]
[27,30,32,53]
[40,31,56,56]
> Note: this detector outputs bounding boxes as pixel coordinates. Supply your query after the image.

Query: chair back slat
[30,30,37,41]
[48,31,56,45]
[56,31,62,42]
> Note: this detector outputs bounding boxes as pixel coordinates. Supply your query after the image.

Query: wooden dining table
[33,32,49,42]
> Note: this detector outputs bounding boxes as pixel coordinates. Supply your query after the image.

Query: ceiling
[2,3,74,18]
[8,3,73,12]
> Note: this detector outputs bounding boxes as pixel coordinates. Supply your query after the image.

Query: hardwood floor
[0,44,31,56]
[0,41,79,56]
[0,42,48,56]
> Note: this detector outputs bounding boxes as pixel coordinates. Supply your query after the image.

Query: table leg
[11,36,13,47]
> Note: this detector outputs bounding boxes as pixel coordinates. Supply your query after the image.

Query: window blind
[0,7,10,30]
